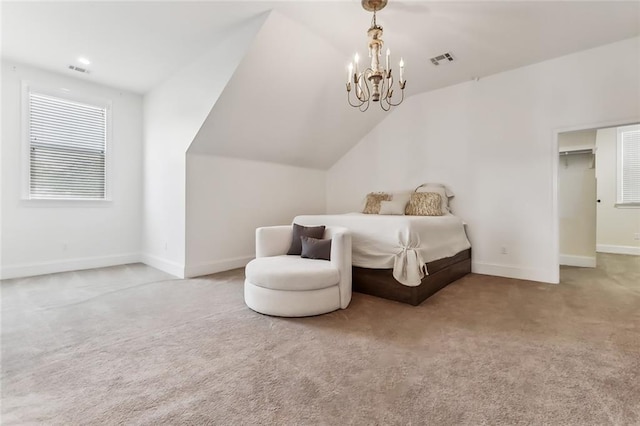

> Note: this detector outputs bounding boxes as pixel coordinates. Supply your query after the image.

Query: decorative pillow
[362,192,391,214]
[300,236,332,261]
[405,192,443,216]
[379,200,406,215]
[389,192,411,209]
[415,184,453,214]
[287,223,325,255]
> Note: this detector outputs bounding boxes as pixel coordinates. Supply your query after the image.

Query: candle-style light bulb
[348,63,353,83]
[386,48,390,71]
[354,53,360,76]
[399,57,405,82]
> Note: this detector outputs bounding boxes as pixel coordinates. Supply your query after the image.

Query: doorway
[558,123,640,269]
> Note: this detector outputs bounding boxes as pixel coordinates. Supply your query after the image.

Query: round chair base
[244,280,341,317]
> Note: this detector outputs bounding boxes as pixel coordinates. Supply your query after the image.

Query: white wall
[185,154,326,277]
[0,61,143,279]
[596,127,640,255]
[326,37,640,283]
[141,14,267,277]
[558,129,597,151]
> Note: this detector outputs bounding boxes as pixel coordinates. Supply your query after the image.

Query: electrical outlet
[501,246,508,255]
[62,242,68,251]
[164,242,168,251]
[634,233,640,241]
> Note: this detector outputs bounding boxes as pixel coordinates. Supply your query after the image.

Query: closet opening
[557,122,639,278]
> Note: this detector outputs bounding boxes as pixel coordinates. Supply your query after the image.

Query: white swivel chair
[244,225,352,317]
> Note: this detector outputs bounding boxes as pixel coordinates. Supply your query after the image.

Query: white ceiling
[1,2,274,93]
[188,9,389,169]
[3,1,639,96]
[3,1,639,169]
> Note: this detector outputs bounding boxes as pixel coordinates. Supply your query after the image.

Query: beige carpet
[1,254,639,425]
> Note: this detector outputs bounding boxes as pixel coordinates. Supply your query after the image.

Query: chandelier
[346,0,406,112]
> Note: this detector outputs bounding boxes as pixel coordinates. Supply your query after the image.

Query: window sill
[614,203,640,209]
[20,198,113,208]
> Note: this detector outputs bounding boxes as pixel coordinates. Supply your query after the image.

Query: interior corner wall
[595,127,640,255]
[326,37,640,284]
[0,61,143,279]
[185,154,326,277]
[141,13,268,277]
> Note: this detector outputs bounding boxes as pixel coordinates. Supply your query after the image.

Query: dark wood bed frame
[352,248,471,306]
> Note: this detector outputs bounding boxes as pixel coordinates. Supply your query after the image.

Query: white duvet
[293,213,471,287]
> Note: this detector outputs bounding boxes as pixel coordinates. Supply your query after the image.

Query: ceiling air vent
[430,52,454,66]
[68,65,89,74]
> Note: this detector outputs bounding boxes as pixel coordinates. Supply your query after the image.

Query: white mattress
[293,213,471,287]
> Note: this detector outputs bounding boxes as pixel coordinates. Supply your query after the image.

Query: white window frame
[616,124,640,208]
[22,82,113,204]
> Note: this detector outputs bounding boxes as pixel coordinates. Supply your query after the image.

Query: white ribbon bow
[393,230,428,286]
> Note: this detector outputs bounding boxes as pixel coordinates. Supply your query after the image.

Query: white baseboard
[140,253,184,278]
[0,253,141,280]
[596,244,640,256]
[1,253,255,281]
[472,261,558,284]
[559,254,596,268]
[184,255,253,278]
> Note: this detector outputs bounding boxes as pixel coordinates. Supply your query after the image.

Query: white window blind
[618,125,640,205]
[28,92,107,200]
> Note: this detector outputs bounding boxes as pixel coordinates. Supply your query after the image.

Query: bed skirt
[352,248,471,306]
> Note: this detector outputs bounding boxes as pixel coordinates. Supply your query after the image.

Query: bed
[293,213,472,305]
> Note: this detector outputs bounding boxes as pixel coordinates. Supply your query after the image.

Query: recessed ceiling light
[77,57,91,65]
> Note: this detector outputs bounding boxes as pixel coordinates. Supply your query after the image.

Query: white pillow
[379,199,406,215]
[415,183,455,197]
[390,192,411,206]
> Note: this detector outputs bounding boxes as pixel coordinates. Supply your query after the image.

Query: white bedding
[293,213,471,287]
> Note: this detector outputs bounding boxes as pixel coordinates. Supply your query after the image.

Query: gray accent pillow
[300,236,332,261]
[287,223,326,255]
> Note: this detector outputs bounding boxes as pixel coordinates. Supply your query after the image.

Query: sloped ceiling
[188,10,387,169]
[189,1,640,170]
[3,2,639,170]
[0,1,274,94]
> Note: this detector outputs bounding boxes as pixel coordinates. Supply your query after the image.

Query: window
[617,124,640,206]
[26,88,109,200]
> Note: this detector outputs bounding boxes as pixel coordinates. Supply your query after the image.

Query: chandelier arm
[379,75,391,110]
[362,69,373,102]
[348,94,364,108]
[347,85,366,108]
[379,89,390,110]
[356,73,367,102]
[380,72,390,101]
[347,74,369,108]
[385,73,393,100]
[386,81,406,107]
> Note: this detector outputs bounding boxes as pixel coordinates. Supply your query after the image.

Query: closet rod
[559,149,594,156]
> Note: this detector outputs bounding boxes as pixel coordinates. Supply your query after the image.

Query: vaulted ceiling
[187,10,388,169]
[3,1,639,169]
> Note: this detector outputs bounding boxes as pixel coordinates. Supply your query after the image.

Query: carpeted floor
[1,253,639,425]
